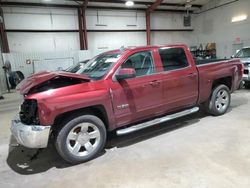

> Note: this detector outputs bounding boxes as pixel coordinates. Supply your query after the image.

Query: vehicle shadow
[4,109,224,175]
[106,110,206,149]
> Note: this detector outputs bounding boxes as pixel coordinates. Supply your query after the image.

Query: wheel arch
[52,105,109,133]
[212,76,232,91]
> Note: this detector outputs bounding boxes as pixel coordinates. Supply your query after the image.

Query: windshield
[235,48,250,58]
[65,60,89,73]
[66,64,81,73]
[76,53,121,80]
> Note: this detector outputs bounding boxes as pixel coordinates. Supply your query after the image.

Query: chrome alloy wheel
[215,89,229,112]
[66,123,101,157]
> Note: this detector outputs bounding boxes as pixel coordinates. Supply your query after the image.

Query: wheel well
[53,105,109,132]
[212,76,232,90]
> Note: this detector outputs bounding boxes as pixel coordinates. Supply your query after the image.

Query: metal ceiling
[0,0,210,12]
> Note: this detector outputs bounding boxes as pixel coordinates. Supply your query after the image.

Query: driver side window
[122,51,155,77]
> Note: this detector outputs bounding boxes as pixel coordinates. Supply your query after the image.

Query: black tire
[16,71,25,80]
[245,81,250,89]
[8,72,17,89]
[8,71,25,89]
[205,84,231,116]
[238,81,244,90]
[55,115,107,164]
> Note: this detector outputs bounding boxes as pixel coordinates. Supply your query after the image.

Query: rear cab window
[158,48,189,71]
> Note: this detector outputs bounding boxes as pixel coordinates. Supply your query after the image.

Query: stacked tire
[8,71,25,89]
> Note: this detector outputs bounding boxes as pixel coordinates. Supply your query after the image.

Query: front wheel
[205,84,231,116]
[55,115,107,164]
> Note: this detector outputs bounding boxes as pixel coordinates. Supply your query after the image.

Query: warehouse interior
[0,0,250,187]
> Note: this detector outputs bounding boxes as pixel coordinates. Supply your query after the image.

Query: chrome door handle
[149,80,161,86]
[187,73,196,78]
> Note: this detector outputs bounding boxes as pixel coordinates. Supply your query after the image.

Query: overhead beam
[69,0,203,8]
[87,6,192,12]
[5,29,194,32]
[146,0,163,45]
[0,2,193,13]
[0,2,79,8]
[147,0,164,13]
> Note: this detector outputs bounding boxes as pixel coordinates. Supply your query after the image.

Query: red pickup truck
[11,44,243,164]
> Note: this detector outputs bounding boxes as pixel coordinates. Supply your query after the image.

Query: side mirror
[231,55,235,58]
[116,68,136,81]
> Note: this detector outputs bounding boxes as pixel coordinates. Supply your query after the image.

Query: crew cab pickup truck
[11,44,243,164]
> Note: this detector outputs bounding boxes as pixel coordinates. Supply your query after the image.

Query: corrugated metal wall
[3,7,195,53]
[2,50,91,78]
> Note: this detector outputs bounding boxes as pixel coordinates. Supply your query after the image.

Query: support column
[78,0,88,50]
[145,0,163,45]
[82,8,88,50]
[0,7,9,53]
[146,11,151,45]
[78,8,85,50]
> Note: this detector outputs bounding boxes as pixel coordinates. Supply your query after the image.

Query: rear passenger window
[158,48,189,71]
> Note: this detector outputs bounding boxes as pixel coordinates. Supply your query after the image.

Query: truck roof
[104,44,188,55]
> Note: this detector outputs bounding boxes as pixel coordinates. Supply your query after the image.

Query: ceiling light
[232,15,247,22]
[125,1,134,7]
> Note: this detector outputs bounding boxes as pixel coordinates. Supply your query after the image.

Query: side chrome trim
[116,107,199,135]
[196,61,227,67]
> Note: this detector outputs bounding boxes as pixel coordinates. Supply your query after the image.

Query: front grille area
[244,69,249,74]
[20,99,39,125]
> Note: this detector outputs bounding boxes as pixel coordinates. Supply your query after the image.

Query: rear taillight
[240,63,244,76]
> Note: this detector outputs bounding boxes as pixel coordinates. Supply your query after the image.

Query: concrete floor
[0,89,250,188]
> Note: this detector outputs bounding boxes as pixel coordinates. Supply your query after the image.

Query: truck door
[110,50,163,127]
[158,47,199,111]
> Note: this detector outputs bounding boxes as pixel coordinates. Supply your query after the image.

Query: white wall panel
[52,33,80,51]
[4,7,52,30]
[7,32,80,52]
[7,33,54,52]
[3,7,194,54]
[4,7,78,30]
[86,10,146,30]
[51,9,78,30]
[2,50,90,78]
[88,32,146,54]
[151,31,195,46]
[151,12,193,30]
[193,0,250,58]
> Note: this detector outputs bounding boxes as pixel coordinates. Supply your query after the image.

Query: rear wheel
[55,115,107,164]
[205,84,231,116]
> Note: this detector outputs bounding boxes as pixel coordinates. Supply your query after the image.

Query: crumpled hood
[17,71,90,95]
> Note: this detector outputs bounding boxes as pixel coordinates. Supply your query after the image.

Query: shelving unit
[190,43,217,60]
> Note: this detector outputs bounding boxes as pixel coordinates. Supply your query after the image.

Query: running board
[116,107,199,136]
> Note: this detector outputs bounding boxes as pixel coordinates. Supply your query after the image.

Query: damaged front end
[20,99,39,125]
[11,71,91,148]
[17,71,91,95]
